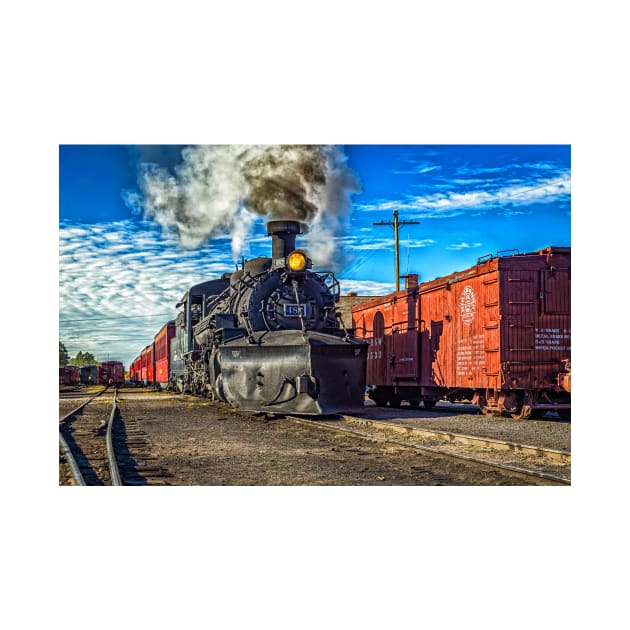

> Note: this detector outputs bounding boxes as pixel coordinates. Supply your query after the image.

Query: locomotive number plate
[284,304,307,317]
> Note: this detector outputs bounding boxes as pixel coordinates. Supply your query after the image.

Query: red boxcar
[141,343,155,386]
[351,247,571,419]
[59,366,80,386]
[154,320,175,388]
[99,361,125,385]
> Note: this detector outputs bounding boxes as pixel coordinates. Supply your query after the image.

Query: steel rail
[106,390,122,486]
[59,432,86,486]
[284,415,570,485]
[341,414,570,462]
[59,386,123,486]
[59,386,108,424]
[59,386,108,486]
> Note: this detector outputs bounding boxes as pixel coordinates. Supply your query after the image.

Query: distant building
[337,293,381,331]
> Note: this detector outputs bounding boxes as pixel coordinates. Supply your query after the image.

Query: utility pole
[373,210,420,291]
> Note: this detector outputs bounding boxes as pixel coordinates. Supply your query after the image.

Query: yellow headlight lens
[287,250,307,271]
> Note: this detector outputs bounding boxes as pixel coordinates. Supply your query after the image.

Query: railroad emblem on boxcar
[460,285,476,324]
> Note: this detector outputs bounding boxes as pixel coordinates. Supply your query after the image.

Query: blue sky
[59,145,570,367]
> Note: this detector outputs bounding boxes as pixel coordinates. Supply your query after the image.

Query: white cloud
[391,161,442,175]
[355,173,571,217]
[338,278,394,296]
[59,219,236,366]
[446,242,483,251]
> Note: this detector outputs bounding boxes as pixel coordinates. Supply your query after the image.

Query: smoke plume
[124,145,360,268]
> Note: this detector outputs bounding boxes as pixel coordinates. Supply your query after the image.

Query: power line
[497,178,570,200]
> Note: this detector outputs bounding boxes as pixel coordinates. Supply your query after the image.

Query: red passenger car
[351,247,571,419]
[154,320,175,388]
[141,343,155,386]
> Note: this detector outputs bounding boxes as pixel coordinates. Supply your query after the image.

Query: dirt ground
[104,391,557,486]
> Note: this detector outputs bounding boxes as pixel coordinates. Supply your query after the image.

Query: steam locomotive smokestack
[267,220,307,259]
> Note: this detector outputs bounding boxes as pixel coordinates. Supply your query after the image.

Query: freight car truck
[351,247,571,419]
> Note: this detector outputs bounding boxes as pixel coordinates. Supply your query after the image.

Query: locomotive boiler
[170,220,368,414]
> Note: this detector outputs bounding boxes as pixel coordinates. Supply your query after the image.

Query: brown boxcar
[351,247,571,419]
[140,343,155,386]
[154,321,175,388]
[59,366,81,386]
[99,361,125,385]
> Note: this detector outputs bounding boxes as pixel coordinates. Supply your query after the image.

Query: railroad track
[59,387,121,485]
[283,413,570,485]
[59,388,170,486]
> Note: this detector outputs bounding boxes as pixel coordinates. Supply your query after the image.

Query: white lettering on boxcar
[456,334,485,375]
[534,327,571,351]
[461,285,476,325]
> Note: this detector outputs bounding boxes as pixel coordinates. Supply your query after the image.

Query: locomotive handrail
[291,279,307,335]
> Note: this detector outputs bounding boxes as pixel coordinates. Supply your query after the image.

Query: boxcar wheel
[423,400,436,410]
[482,406,503,417]
[371,390,388,407]
[510,405,532,420]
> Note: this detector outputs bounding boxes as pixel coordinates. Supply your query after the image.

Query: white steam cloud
[124,145,360,268]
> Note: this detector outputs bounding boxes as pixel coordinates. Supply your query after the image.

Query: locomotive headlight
[287,249,308,272]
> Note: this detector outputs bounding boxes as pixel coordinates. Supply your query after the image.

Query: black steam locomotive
[169,220,368,414]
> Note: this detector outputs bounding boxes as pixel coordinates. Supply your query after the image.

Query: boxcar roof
[351,246,570,313]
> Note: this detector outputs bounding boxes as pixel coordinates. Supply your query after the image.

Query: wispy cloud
[392,161,442,175]
[337,278,395,296]
[446,242,483,251]
[355,173,571,217]
[59,219,237,365]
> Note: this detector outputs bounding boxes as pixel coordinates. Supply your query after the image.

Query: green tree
[59,341,69,368]
[70,351,97,367]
